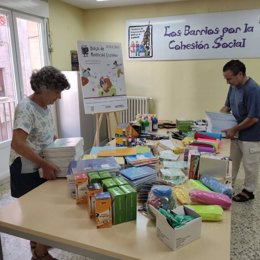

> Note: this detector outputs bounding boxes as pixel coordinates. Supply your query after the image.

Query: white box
[150,205,202,250]
[199,156,229,179]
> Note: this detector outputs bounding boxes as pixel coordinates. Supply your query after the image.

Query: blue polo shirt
[224,78,260,141]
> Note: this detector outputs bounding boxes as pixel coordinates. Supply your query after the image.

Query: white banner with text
[126,9,260,60]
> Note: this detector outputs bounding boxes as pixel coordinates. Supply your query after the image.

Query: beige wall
[48,0,85,68]
[49,0,260,121]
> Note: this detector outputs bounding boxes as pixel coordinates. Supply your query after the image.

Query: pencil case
[186,204,223,221]
[200,175,233,198]
[189,189,232,210]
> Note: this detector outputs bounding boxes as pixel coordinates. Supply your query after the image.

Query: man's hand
[221,127,237,139]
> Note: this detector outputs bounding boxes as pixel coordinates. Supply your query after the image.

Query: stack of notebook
[42,137,84,177]
[125,152,158,167]
[119,166,157,190]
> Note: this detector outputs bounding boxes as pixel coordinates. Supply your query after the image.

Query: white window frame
[0,7,50,147]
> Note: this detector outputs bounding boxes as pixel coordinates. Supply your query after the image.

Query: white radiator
[119,96,151,123]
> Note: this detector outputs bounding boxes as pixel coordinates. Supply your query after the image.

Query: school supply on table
[97,147,137,157]
[95,192,112,228]
[159,150,180,161]
[189,189,232,210]
[68,157,121,175]
[186,204,224,222]
[125,152,158,166]
[159,168,186,186]
[158,120,176,129]
[173,179,211,205]
[162,160,187,169]
[119,166,157,190]
[158,139,175,150]
[150,205,202,250]
[159,208,195,228]
[200,175,233,198]
[194,131,222,140]
[189,141,216,153]
[173,184,192,205]
[147,185,176,219]
[199,155,229,179]
[187,179,211,191]
[75,173,88,204]
[188,150,200,179]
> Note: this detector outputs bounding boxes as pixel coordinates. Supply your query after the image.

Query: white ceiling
[60,0,185,10]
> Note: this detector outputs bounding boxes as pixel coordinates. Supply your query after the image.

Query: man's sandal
[30,241,37,252]
[31,249,58,260]
[232,189,255,202]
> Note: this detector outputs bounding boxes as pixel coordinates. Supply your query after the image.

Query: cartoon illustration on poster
[128,23,153,58]
[77,41,127,114]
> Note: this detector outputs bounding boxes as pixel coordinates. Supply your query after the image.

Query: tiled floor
[0,173,259,260]
[0,179,90,260]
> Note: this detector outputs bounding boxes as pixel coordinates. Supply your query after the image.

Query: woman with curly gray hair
[9,66,70,260]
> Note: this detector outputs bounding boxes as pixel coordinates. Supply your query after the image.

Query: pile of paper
[42,137,84,177]
[205,111,237,136]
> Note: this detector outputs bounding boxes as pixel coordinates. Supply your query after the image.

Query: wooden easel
[93,112,118,146]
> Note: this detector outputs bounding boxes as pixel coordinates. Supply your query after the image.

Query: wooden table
[0,135,231,260]
[0,182,230,260]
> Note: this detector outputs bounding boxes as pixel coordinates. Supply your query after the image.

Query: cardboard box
[188,150,200,179]
[119,185,137,221]
[101,178,117,191]
[199,156,229,179]
[74,173,88,204]
[98,171,112,180]
[151,205,202,251]
[95,192,112,228]
[88,172,101,184]
[108,187,126,224]
[113,176,129,186]
[87,183,103,218]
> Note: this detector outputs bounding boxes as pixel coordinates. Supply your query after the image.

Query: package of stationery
[186,204,223,222]
[75,173,88,204]
[112,176,129,186]
[98,171,112,180]
[149,205,201,250]
[189,189,232,210]
[108,187,126,224]
[95,192,112,228]
[88,172,101,184]
[87,183,103,218]
[159,168,186,186]
[119,185,137,221]
[200,175,233,198]
[147,185,176,220]
[101,178,117,191]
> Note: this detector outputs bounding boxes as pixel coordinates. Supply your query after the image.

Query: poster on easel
[77,41,127,114]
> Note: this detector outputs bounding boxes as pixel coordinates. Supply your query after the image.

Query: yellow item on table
[172,146,185,154]
[187,179,212,191]
[82,154,97,160]
[173,185,192,205]
[97,147,136,157]
[182,137,194,146]
[186,205,223,221]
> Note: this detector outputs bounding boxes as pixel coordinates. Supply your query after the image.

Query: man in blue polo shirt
[220,59,260,202]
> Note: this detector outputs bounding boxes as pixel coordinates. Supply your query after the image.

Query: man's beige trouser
[230,139,260,192]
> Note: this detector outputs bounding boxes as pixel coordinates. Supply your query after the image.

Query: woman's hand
[41,161,60,180]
